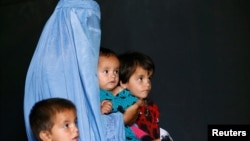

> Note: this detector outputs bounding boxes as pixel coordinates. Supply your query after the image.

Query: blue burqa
[23,0,124,141]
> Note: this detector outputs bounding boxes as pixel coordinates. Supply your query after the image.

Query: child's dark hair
[118,51,155,84]
[99,47,118,57]
[29,98,76,140]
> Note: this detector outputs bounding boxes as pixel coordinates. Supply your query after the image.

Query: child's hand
[123,99,144,124]
[135,98,144,106]
[123,103,139,125]
[101,100,112,114]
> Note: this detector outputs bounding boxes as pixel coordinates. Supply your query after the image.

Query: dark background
[1,0,249,141]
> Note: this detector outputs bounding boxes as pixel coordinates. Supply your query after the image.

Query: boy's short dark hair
[118,51,155,83]
[29,98,76,140]
[99,47,117,57]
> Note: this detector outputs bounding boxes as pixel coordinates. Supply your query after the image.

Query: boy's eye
[103,70,108,74]
[63,123,69,128]
[114,69,119,74]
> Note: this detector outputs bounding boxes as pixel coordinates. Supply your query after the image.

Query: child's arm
[101,100,112,114]
[123,99,143,125]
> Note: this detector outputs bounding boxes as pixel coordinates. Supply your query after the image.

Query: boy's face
[121,66,152,99]
[98,55,119,91]
[45,109,79,141]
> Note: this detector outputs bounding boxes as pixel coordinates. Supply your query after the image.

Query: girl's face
[45,110,79,141]
[98,55,119,91]
[121,66,153,99]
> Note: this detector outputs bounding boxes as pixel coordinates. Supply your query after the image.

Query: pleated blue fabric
[23,0,107,140]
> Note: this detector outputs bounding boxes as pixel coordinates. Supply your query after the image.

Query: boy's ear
[39,130,52,141]
[119,81,127,89]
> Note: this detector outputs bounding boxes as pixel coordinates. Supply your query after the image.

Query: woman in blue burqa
[24,0,125,140]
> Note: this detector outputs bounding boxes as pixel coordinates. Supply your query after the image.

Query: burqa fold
[24,0,107,140]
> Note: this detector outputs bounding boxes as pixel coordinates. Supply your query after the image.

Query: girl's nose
[146,79,151,87]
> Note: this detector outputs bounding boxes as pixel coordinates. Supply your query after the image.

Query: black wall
[1,0,249,141]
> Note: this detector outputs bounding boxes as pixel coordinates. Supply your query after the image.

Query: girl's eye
[138,77,143,81]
